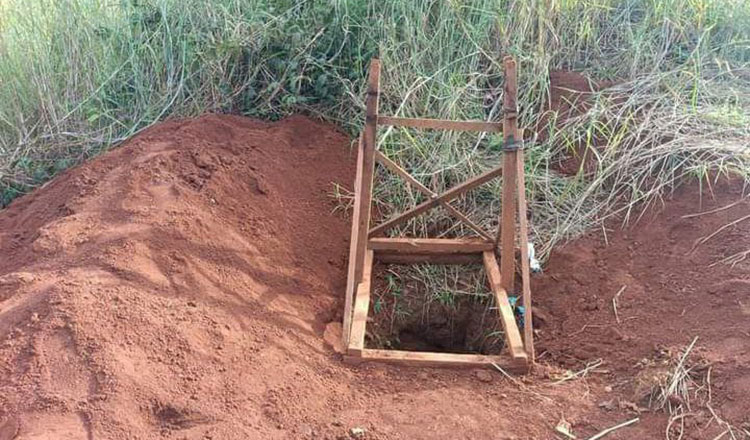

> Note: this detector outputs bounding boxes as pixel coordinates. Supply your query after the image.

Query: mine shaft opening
[365,262,513,355]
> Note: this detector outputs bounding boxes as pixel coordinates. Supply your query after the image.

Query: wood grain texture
[348,250,374,355]
[375,253,483,265]
[368,237,493,253]
[352,59,381,284]
[483,251,527,360]
[342,135,364,346]
[346,349,528,372]
[516,148,535,361]
[377,116,502,133]
[498,56,520,292]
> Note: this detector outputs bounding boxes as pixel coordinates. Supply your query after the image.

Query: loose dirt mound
[0,114,748,439]
[0,114,363,438]
[534,180,750,436]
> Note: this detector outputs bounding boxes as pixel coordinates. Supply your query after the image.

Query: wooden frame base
[344,239,529,371]
[345,349,527,372]
[341,56,534,372]
[369,237,490,265]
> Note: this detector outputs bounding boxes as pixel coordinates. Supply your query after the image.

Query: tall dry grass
[1,0,749,261]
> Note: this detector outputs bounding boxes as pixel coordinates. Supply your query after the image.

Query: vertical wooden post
[348,250,375,354]
[516,150,535,361]
[354,60,381,290]
[497,56,519,292]
[342,135,364,346]
[344,59,380,346]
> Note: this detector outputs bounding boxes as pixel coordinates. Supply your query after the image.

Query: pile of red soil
[533,180,750,437]
[0,114,748,439]
[0,115,361,439]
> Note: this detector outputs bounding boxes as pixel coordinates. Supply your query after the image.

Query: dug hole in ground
[0,110,748,439]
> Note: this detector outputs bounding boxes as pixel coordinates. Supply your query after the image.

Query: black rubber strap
[503,137,524,152]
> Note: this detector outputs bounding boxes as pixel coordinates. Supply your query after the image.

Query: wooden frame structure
[342,56,534,372]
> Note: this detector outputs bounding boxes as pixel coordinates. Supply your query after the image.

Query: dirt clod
[475,370,493,383]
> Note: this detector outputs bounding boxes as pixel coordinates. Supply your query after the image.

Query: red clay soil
[543,70,619,177]
[534,180,750,438]
[0,114,748,439]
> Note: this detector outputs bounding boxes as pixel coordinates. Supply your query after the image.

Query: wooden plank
[483,251,527,360]
[342,135,365,347]
[516,148,535,361]
[348,280,371,355]
[346,349,528,372]
[368,164,504,237]
[377,116,503,133]
[352,59,381,285]
[375,252,482,265]
[497,56,520,292]
[375,151,492,241]
[368,237,493,253]
[348,250,374,355]
[498,155,517,291]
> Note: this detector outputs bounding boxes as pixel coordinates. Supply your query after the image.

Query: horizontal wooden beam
[345,349,528,372]
[368,238,493,254]
[375,253,482,265]
[378,116,502,133]
[483,251,527,361]
[369,164,503,237]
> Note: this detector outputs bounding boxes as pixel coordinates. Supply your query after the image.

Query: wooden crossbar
[347,349,528,372]
[368,164,503,237]
[374,151,492,241]
[376,253,482,265]
[368,237,493,253]
[377,116,502,133]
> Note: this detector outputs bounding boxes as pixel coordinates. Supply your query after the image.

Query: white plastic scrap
[349,427,366,438]
[528,242,542,273]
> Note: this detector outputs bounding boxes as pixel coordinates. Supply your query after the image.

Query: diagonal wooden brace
[482,251,527,360]
[374,151,493,241]
[368,164,503,237]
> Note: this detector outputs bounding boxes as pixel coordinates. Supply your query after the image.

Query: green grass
[1,0,749,261]
[370,262,501,353]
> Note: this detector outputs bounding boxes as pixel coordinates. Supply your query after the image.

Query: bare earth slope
[0,114,748,439]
